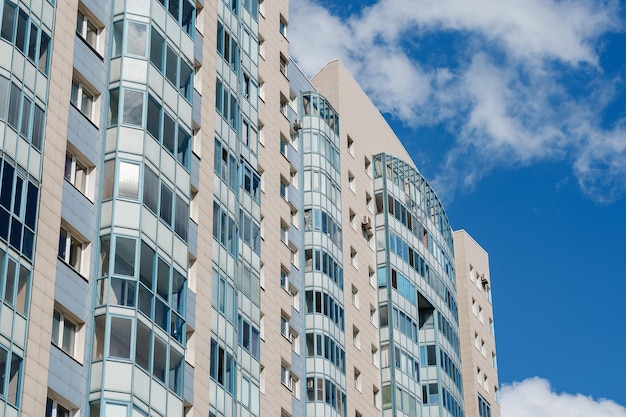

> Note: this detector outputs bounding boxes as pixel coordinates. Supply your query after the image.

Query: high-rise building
[453,230,500,417]
[0,1,498,417]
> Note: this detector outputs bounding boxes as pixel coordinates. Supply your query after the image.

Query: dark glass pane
[143,166,159,213]
[177,127,190,167]
[31,104,45,150]
[135,320,151,370]
[146,96,161,139]
[0,208,9,240]
[114,236,136,276]
[149,29,164,72]
[10,218,22,251]
[15,10,27,52]
[162,112,176,154]
[139,241,155,289]
[7,83,21,130]
[38,31,50,73]
[27,23,38,60]
[19,96,31,137]
[0,2,16,42]
[108,88,119,126]
[165,46,177,85]
[159,183,173,225]
[22,228,34,260]
[181,0,194,34]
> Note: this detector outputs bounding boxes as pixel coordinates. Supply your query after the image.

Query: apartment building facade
[0,1,498,417]
[453,231,500,417]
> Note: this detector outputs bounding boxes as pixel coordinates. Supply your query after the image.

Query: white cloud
[289,0,625,202]
[501,378,626,417]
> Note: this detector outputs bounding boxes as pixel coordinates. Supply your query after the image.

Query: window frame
[76,6,103,55]
[51,308,82,360]
[58,224,87,275]
[71,75,99,124]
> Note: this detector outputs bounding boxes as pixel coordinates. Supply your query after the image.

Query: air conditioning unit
[362,216,372,229]
[293,119,302,131]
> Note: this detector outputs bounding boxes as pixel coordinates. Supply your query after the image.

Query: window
[347,135,355,157]
[354,368,362,391]
[280,95,288,117]
[52,309,79,358]
[260,366,266,393]
[291,287,299,311]
[210,338,236,395]
[352,326,360,350]
[258,121,265,146]
[280,313,290,339]
[349,209,356,230]
[281,363,293,390]
[46,397,71,417]
[76,7,101,53]
[280,220,289,244]
[238,315,260,359]
[472,298,477,316]
[280,135,288,155]
[71,76,97,122]
[58,225,86,274]
[350,247,358,269]
[280,53,288,76]
[373,386,380,409]
[366,192,373,213]
[280,177,288,199]
[479,306,484,323]
[365,156,372,177]
[280,266,289,292]
[279,16,287,38]
[290,207,298,228]
[371,344,379,368]
[370,305,377,326]
[0,3,50,74]
[291,248,299,269]
[64,150,93,198]
[258,80,266,102]
[351,285,359,309]
[478,395,492,417]
[258,36,265,59]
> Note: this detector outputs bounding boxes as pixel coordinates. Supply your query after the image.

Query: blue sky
[289,0,626,414]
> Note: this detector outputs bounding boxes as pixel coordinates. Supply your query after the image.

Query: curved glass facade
[373,153,463,417]
[301,93,347,417]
